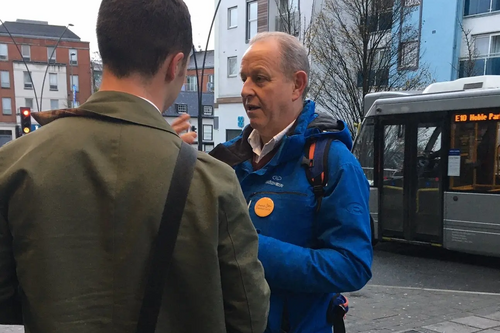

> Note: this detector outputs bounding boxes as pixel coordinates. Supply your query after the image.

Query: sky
[1,0,216,55]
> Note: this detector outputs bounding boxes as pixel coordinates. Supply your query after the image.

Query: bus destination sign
[454,112,500,122]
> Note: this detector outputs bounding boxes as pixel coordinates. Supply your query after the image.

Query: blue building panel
[419,0,463,82]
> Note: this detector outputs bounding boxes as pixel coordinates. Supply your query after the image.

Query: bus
[352,75,500,257]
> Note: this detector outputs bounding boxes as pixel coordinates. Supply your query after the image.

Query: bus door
[379,115,444,244]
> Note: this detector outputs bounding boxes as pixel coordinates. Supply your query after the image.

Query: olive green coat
[0,91,270,333]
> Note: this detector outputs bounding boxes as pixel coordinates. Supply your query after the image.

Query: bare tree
[306,0,433,134]
[458,22,479,78]
[275,0,302,38]
[91,51,103,93]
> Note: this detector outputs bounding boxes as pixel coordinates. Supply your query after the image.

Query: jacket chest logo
[265,175,284,188]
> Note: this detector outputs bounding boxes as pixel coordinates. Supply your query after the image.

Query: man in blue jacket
[209,31,373,333]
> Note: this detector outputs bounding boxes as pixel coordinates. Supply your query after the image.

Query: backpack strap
[135,142,197,333]
[304,138,333,213]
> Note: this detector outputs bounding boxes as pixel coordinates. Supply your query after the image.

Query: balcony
[459,56,500,77]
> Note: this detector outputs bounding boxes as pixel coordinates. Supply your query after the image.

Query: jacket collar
[32,91,176,135]
[210,100,317,168]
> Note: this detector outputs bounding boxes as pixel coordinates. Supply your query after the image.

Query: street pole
[39,23,73,111]
[193,0,222,151]
[70,52,75,107]
[0,19,40,112]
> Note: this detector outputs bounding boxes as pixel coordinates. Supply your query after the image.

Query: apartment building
[0,19,91,145]
[459,0,500,77]
[398,0,499,81]
[213,0,319,144]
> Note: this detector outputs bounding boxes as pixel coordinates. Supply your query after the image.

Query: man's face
[240,40,298,140]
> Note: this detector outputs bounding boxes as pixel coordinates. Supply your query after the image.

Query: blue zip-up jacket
[210,101,372,333]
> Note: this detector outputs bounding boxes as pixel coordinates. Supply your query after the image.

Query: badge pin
[254,197,274,217]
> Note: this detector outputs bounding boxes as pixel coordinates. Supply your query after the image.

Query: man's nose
[241,79,255,100]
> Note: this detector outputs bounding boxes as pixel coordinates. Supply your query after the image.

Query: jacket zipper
[248,191,307,200]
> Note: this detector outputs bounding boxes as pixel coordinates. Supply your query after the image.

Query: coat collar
[32,91,176,135]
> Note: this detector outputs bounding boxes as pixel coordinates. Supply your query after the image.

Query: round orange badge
[254,197,274,217]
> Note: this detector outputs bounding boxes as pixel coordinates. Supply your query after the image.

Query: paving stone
[423,321,481,333]
[482,312,500,321]
[451,316,500,329]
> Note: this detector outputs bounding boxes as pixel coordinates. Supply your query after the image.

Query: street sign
[237,116,244,128]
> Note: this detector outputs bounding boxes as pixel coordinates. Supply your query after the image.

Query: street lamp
[193,0,222,151]
[39,23,74,111]
[0,18,40,112]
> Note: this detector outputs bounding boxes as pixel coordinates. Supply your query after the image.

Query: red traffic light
[20,107,32,135]
[20,107,31,116]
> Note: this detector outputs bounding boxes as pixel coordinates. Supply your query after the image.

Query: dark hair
[96,0,192,79]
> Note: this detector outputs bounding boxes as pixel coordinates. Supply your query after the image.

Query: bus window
[450,115,500,193]
[352,120,375,185]
[416,126,442,179]
[383,124,405,182]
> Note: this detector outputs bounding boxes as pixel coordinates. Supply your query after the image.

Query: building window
[21,45,30,61]
[0,71,10,88]
[49,73,58,91]
[228,6,238,29]
[0,44,7,60]
[227,56,238,77]
[186,75,198,91]
[459,33,500,77]
[404,0,420,6]
[207,74,214,91]
[24,71,33,89]
[203,105,214,116]
[47,46,56,63]
[71,75,79,92]
[25,98,33,109]
[176,103,188,113]
[203,143,214,152]
[203,124,213,141]
[69,49,78,65]
[0,129,13,147]
[50,99,59,110]
[226,129,242,141]
[246,0,258,41]
[2,97,12,115]
[368,0,394,33]
[464,0,500,16]
[399,41,419,69]
[357,48,389,87]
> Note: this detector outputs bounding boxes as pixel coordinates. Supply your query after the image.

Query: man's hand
[171,114,197,144]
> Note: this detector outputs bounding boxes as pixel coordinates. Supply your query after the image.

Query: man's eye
[255,76,265,82]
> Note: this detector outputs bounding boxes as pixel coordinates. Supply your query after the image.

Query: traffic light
[20,107,31,135]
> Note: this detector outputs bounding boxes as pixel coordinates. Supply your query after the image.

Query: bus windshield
[352,119,375,185]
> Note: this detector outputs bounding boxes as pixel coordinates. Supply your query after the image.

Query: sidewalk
[345,285,500,333]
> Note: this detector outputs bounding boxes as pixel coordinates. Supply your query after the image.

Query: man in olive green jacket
[0,0,269,332]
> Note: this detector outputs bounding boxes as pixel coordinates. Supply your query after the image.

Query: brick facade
[0,34,90,124]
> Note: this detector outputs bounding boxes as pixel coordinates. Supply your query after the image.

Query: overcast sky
[1,0,215,55]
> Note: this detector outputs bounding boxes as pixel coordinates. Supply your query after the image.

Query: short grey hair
[250,32,310,98]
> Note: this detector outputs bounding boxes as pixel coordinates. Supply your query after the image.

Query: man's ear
[292,71,308,102]
[163,52,186,82]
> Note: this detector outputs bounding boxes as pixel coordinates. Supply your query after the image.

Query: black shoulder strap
[135,142,197,333]
[303,138,333,212]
